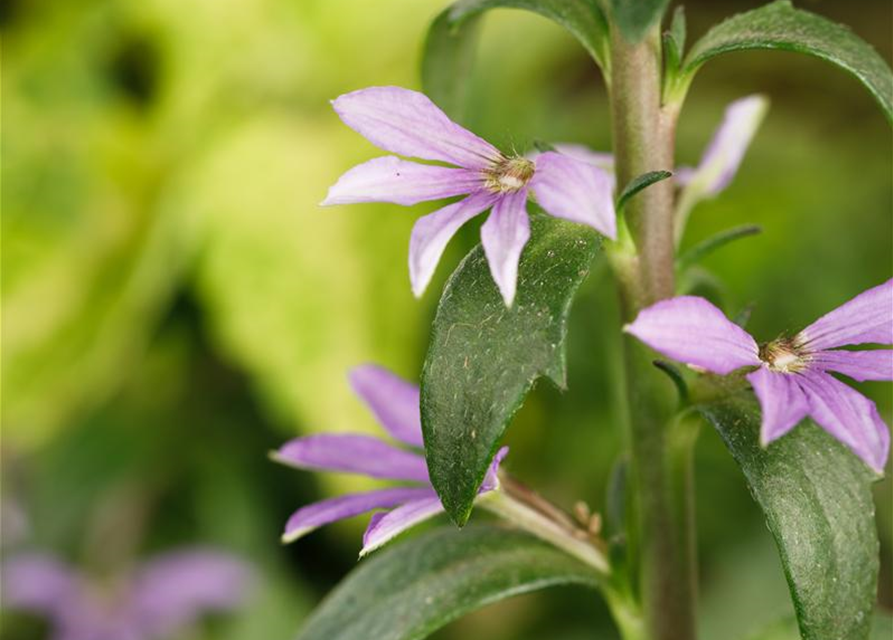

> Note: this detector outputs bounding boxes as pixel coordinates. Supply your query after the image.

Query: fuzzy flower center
[758,337,809,374]
[483,156,535,194]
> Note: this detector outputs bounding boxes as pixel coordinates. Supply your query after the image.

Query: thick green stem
[608,23,698,640]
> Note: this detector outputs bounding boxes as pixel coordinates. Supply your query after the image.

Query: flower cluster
[272,364,507,555]
[2,548,252,640]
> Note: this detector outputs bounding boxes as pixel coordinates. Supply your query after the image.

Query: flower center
[483,156,535,194]
[758,337,808,373]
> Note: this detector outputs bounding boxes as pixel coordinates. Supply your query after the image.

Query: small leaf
[669,5,687,53]
[609,0,670,43]
[662,6,687,92]
[676,224,762,270]
[422,213,599,525]
[296,525,601,640]
[616,170,673,211]
[652,360,689,405]
[699,396,879,640]
[422,0,609,117]
[682,0,893,122]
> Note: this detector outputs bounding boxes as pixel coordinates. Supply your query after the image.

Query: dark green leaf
[699,396,879,640]
[296,525,600,640]
[609,0,669,43]
[422,214,599,525]
[676,224,762,270]
[422,0,609,118]
[683,0,893,122]
[616,170,673,211]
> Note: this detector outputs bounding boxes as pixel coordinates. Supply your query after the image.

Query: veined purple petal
[359,493,444,557]
[799,279,893,350]
[132,549,252,638]
[1,553,78,617]
[747,367,810,445]
[798,370,890,473]
[811,349,893,382]
[321,156,480,206]
[680,95,769,196]
[480,189,531,307]
[624,296,761,375]
[480,446,510,492]
[409,191,498,298]
[551,144,615,173]
[349,365,424,447]
[530,151,616,240]
[272,434,429,482]
[282,487,433,543]
[332,87,502,169]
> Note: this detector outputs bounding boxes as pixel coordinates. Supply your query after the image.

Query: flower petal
[409,191,498,298]
[799,279,893,350]
[282,487,433,543]
[480,446,509,492]
[271,434,429,482]
[480,189,531,307]
[132,549,252,637]
[811,349,893,382]
[747,367,810,445]
[551,144,615,173]
[530,151,616,239]
[679,95,769,196]
[348,365,424,447]
[799,370,890,473]
[1,553,78,617]
[321,156,480,206]
[359,493,444,556]
[624,296,761,375]
[332,86,502,169]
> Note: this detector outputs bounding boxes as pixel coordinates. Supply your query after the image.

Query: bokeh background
[2,0,891,638]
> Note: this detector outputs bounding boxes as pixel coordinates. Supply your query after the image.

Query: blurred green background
[2,0,891,638]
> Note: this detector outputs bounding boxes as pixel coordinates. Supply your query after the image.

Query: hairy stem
[608,23,698,640]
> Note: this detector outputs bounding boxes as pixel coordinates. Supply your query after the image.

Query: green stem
[608,23,698,640]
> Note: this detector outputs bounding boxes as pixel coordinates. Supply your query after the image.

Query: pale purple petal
[271,434,429,482]
[798,370,890,473]
[332,87,502,169]
[409,191,498,298]
[811,349,893,382]
[624,296,761,375]
[530,151,616,239]
[480,189,531,307]
[747,367,810,445]
[348,365,424,447]
[131,549,252,638]
[321,156,480,206]
[798,279,893,350]
[551,144,615,173]
[680,95,769,196]
[480,446,509,492]
[1,553,78,617]
[359,493,444,556]
[282,487,434,543]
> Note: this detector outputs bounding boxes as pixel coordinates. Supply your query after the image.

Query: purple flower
[271,364,508,555]
[624,280,892,472]
[321,86,616,307]
[1,548,252,640]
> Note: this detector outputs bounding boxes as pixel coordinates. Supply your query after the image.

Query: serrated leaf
[421,214,600,525]
[296,525,600,640]
[616,170,673,211]
[422,0,609,117]
[683,0,893,122]
[699,396,879,640]
[609,0,669,43]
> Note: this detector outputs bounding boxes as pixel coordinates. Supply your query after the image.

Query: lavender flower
[271,364,508,555]
[624,280,892,472]
[2,548,252,640]
[321,86,616,306]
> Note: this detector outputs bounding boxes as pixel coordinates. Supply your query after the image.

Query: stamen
[484,156,535,194]
[758,337,809,373]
